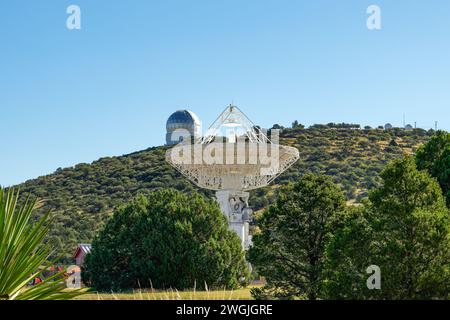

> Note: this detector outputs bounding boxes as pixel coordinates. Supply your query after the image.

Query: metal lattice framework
[166,105,299,191]
[200,105,270,144]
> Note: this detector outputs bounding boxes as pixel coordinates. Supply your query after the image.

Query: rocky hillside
[17,125,434,261]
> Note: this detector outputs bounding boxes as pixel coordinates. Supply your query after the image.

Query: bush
[82,189,249,291]
[416,130,450,207]
[0,188,82,300]
[325,156,450,299]
[248,174,345,300]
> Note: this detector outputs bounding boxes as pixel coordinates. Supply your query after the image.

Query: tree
[15,126,432,261]
[323,205,374,299]
[389,139,398,147]
[247,174,345,300]
[82,189,249,291]
[291,120,304,129]
[0,188,82,300]
[416,130,450,206]
[325,156,450,299]
[271,124,284,130]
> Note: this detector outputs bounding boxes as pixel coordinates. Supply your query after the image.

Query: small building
[73,243,92,266]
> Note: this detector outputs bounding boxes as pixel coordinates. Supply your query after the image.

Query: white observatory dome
[166,110,201,145]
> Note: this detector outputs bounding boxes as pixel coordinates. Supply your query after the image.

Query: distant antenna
[414,121,417,129]
[403,113,406,127]
[435,121,438,131]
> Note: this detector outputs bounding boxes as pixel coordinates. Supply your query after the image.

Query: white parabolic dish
[165,105,300,191]
[166,141,299,191]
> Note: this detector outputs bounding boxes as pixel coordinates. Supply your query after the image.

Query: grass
[75,286,256,300]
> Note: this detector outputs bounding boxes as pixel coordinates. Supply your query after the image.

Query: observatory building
[166,110,201,145]
[405,124,413,131]
[166,105,299,250]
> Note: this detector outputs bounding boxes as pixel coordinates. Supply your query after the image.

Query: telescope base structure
[215,190,253,250]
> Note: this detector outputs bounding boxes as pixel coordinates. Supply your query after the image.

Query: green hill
[16,125,434,261]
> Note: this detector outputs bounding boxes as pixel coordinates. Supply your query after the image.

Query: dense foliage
[82,189,249,291]
[252,156,450,299]
[325,156,450,299]
[14,126,434,261]
[416,130,450,206]
[248,174,346,300]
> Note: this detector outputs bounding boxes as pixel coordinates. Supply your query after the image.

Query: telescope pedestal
[215,190,252,250]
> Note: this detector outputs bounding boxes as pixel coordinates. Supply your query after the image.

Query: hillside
[17,125,434,261]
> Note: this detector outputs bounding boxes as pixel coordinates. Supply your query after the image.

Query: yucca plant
[0,187,83,300]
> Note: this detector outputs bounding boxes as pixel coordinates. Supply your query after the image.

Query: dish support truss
[200,105,270,145]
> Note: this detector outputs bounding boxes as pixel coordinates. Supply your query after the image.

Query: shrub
[82,189,249,291]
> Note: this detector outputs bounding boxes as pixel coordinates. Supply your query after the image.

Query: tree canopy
[325,156,450,299]
[248,174,345,300]
[416,130,450,206]
[14,127,434,261]
[82,189,249,291]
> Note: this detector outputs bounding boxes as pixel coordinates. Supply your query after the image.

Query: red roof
[73,243,92,258]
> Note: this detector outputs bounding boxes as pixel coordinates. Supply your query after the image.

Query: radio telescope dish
[166,105,299,249]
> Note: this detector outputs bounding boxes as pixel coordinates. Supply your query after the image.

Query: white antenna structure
[166,104,299,249]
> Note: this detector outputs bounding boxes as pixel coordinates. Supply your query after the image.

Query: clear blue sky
[1,0,449,186]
